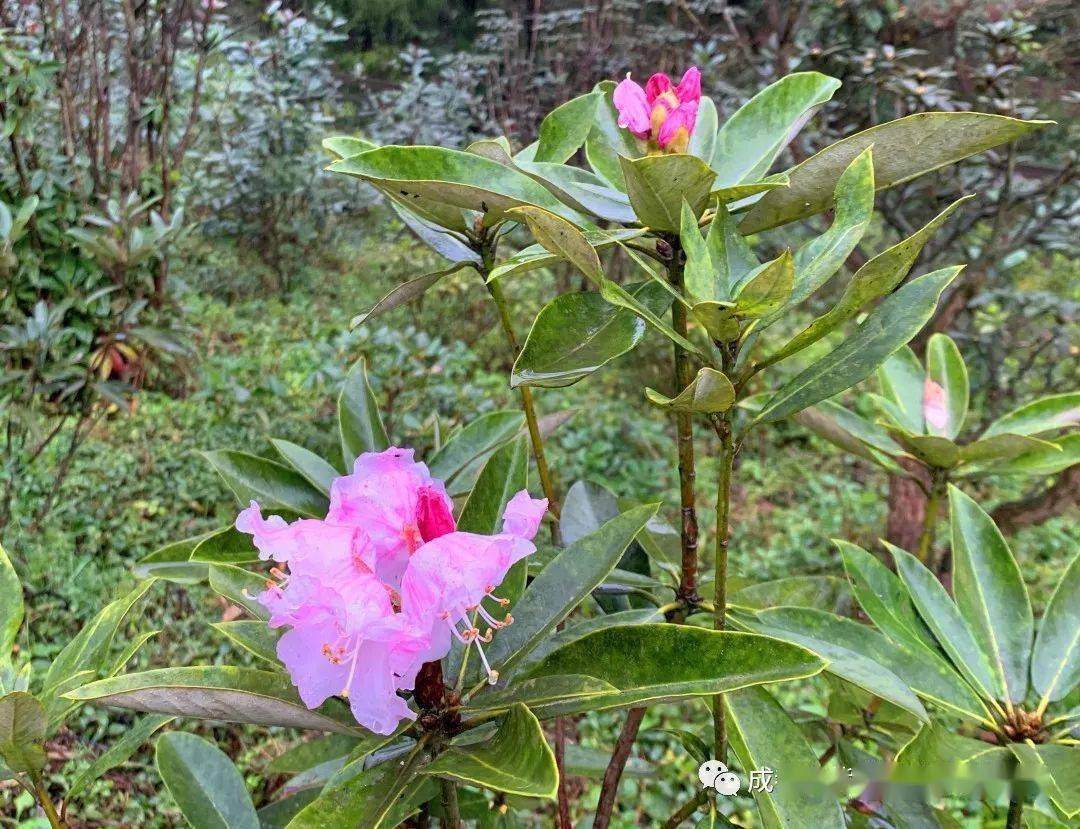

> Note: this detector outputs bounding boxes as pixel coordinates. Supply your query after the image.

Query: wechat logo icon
[697,760,741,796]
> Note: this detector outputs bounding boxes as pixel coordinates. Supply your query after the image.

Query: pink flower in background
[235,446,546,733]
[923,378,949,431]
[613,66,701,153]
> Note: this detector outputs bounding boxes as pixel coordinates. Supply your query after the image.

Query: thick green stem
[711,410,735,764]
[440,779,461,829]
[916,472,946,564]
[668,244,700,606]
[484,273,561,520]
[1005,784,1024,829]
[34,778,67,829]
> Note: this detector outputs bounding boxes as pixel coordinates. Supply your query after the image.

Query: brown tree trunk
[884,461,930,554]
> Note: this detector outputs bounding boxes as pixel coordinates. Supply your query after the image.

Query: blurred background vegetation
[1,0,1076,825]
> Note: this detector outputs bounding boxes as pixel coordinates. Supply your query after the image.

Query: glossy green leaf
[328,146,581,224]
[958,433,1060,466]
[515,609,662,673]
[534,91,601,163]
[389,200,480,264]
[886,428,960,469]
[702,198,759,294]
[725,686,845,829]
[351,263,474,329]
[0,692,46,775]
[766,197,970,366]
[0,545,22,659]
[424,704,557,798]
[949,486,1033,703]
[485,504,659,677]
[983,392,1080,438]
[427,410,524,495]
[740,113,1051,234]
[258,791,320,829]
[321,135,376,160]
[926,334,969,439]
[728,575,851,614]
[1032,553,1080,704]
[711,72,841,187]
[584,80,644,189]
[134,533,211,585]
[681,199,717,303]
[688,96,718,162]
[691,301,740,342]
[878,347,926,433]
[66,667,360,735]
[598,276,708,360]
[733,251,793,318]
[524,626,825,714]
[711,174,789,204]
[212,621,281,665]
[645,368,735,414]
[67,714,174,800]
[1008,743,1080,818]
[209,564,269,621]
[891,546,1004,702]
[191,525,261,566]
[457,437,528,536]
[203,450,329,518]
[271,440,339,494]
[512,282,672,388]
[285,748,434,829]
[266,734,359,776]
[486,228,644,283]
[837,541,934,650]
[467,675,619,719]
[338,358,389,468]
[787,147,875,311]
[793,403,904,473]
[507,205,600,280]
[516,161,635,224]
[619,154,716,232]
[745,607,927,721]
[961,432,1079,478]
[756,267,962,424]
[893,723,1009,783]
[156,731,259,829]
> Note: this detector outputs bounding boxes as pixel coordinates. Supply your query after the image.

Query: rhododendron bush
[5,65,1075,829]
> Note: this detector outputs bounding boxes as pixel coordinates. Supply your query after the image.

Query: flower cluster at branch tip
[922,377,949,431]
[236,447,547,734]
[613,66,701,154]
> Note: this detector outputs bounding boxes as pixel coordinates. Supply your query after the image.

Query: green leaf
[515,609,662,673]
[457,437,529,536]
[958,433,1061,466]
[0,692,46,775]
[328,146,582,224]
[728,575,851,614]
[212,621,281,665]
[189,525,262,566]
[949,486,1033,704]
[756,267,962,424]
[961,432,1079,478]
[484,504,659,677]
[65,667,361,735]
[0,544,22,659]
[619,154,717,232]
[271,440,339,494]
[1008,743,1080,819]
[134,533,212,585]
[877,347,926,433]
[893,723,1009,783]
[724,686,845,829]
[266,734,359,776]
[321,135,376,160]
[506,205,601,281]
[983,392,1080,438]
[209,564,269,621]
[487,228,644,283]
[156,731,259,829]
[424,704,557,798]
[522,626,825,715]
[712,72,841,187]
[926,334,968,439]
[792,403,904,473]
[338,358,389,468]
[534,91,601,163]
[351,263,474,329]
[765,197,970,366]
[427,411,524,495]
[836,541,934,650]
[688,96,718,162]
[564,743,652,779]
[1032,553,1080,704]
[389,201,480,264]
[467,675,619,719]
[645,368,735,414]
[516,161,636,224]
[67,714,174,800]
[740,112,1052,234]
[513,282,672,388]
[584,81,645,189]
[885,429,960,469]
[891,546,1004,703]
[598,277,708,360]
[786,147,875,311]
[285,747,433,829]
[733,251,794,318]
[711,175,789,204]
[744,608,927,721]
[203,451,329,518]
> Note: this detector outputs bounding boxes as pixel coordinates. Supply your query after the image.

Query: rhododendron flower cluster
[236,447,547,734]
[613,66,701,153]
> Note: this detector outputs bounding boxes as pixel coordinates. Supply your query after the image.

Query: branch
[592,707,646,829]
[991,466,1079,534]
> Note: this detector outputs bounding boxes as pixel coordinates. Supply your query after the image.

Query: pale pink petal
[345,639,417,734]
[657,100,698,149]
[923,378,949,431]
[613,77,651,139]
[276,621,350,709]
[235,501,299,562]
[675,66,702,104]
[645,72,673,104]
[501,490,548,540]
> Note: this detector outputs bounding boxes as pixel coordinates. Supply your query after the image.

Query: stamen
[475,605,506,630]
[473,637,499,685]
[341,638,362,696]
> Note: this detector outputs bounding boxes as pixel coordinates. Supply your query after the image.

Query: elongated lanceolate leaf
[926,333,969,439]
[352,263,474,329]
[271,440,339,494]
[535,91,601,163]
[1031,553,1080,704]
[338,359,389,468]
[620,154,716,232]
[982,392,1080,438]
[156,731,259,829]
[202,451,329,518]
[0,545,22,659]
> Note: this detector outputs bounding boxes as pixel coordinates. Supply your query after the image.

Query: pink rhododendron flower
[235,446,547,733]
[613,66,701,153]
[923,378,949,431]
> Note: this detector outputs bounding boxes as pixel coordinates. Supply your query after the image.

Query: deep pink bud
[416,485,456,542]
